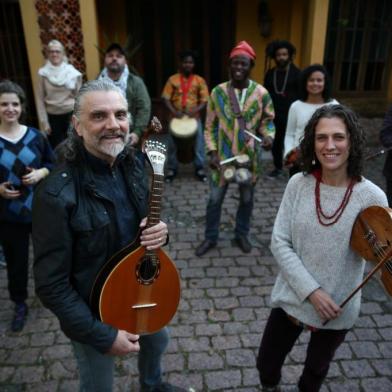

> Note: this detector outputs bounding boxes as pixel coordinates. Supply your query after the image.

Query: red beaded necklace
[313,170,356,226]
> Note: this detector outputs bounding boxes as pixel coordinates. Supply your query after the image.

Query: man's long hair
[300,104,366,180]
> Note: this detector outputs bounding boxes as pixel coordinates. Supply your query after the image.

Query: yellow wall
[19,0,44,106]
[19,0,100,117]
[79,0,100,80]
[301,0,330,66]
[235,0,329,83]
[235,0,293,83]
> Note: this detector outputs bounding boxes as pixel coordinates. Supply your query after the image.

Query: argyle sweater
[0,127,54,223]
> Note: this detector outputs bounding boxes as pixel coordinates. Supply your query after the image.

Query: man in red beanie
[195,41,275,256]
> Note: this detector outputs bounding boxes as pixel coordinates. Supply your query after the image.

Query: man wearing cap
[195,41,275,256]
[98,43,151,146]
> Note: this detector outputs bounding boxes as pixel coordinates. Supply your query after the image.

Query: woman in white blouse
[284,64,338,176]
[36,40,82,149]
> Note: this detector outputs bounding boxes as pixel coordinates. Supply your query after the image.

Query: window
[324,0,392,94]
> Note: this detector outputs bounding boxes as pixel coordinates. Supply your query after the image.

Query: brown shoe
[195,240,217,256]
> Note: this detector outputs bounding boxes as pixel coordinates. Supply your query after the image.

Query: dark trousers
[257,308,348,392]
[0,222,31,303]
[48,111,72,149]
[271,120,287,170]
[205,182,254,242]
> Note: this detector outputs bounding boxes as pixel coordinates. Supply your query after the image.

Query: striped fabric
[205,80,275,185]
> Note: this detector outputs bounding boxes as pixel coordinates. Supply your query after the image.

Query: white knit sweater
[270,173,388,329]
[283,99,339,157]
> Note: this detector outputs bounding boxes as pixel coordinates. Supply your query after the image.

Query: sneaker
[11,302,28,332]
[195,168,207,182]
[165,170,176,183]
[234,235,252,253]
[267,169,283,178]
[195,239,217,256]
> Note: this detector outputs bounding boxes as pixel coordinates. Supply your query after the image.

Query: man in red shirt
[162,51,209,182]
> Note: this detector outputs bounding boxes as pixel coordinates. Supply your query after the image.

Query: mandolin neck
[146,173,164,229]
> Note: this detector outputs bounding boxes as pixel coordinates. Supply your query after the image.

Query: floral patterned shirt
[205,80,275,185]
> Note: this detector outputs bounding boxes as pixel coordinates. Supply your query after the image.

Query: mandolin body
[91,137,181,335]
[90,237,181,335]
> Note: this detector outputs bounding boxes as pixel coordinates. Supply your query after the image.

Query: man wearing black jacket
[33,80,184,392]
[264,40,300,178]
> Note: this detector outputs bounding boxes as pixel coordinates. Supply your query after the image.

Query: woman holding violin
[257,104,388,392]
[0,81,54,332]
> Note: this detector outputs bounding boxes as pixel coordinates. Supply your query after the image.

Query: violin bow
[365,146,392,161]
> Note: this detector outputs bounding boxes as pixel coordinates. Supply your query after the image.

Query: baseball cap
[105,43,126,56]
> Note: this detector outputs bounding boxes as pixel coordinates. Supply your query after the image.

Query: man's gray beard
[99,133,129,159]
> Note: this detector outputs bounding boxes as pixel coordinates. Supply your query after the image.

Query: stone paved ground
[1,124,392,391]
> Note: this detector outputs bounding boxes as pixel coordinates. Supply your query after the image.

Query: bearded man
[32,80,185,392]
[98,43,151,147]
[264,40,300,178]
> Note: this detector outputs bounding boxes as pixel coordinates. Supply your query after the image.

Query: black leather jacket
[33,149,148,353]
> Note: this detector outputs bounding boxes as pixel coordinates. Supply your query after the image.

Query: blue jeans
[167,119,205,171]
[71,327,169,391]
[204,182,255,242]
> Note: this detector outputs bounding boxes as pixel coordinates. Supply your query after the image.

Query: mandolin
[90,135,181,335]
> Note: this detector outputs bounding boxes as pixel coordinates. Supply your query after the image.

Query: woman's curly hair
[299,104,366,180]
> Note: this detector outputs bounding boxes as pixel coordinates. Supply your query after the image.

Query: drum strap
[180,74,194,109]
[228,84,249,143]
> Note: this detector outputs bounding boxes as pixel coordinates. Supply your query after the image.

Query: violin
[283,147,300,167]
[323,206,392,326]
[350,206,392,296]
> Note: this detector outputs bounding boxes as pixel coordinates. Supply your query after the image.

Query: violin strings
[373,243,392,270]
[371,241,392,273]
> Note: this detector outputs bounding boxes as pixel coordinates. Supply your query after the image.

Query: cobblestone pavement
[1,133,391,391]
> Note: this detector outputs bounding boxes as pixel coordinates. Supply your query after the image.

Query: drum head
[170,115,198,138]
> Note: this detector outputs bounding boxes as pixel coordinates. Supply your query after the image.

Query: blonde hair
[47,40,67,62]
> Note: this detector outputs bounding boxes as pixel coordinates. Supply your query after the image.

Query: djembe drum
[169,115,198,163]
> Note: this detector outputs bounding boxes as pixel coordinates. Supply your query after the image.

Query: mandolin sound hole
[136,255,160,285]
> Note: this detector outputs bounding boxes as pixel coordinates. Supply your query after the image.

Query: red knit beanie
[230,41,256,60]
